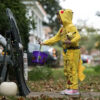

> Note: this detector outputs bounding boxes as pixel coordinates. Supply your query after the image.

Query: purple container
[32,51,48,65]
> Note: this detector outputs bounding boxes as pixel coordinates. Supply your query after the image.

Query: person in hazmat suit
[40,9,85,95]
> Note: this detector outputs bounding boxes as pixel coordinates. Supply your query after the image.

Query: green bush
[94,65,100,72]
[29,67,53,81]
[0,0,30,50]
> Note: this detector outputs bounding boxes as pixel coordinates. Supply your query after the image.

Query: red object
[61,10,64,14]
[68,80,71,85]
[87,59,88,63]
[60,29,63,33]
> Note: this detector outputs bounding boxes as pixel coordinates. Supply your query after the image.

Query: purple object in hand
[32,51,48,65]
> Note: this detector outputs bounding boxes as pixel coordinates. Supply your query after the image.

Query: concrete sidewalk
[27,91,100,99]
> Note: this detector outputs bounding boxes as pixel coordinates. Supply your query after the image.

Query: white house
[22,0,48,52]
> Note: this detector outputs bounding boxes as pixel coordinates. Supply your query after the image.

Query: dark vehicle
[81,54,93,64]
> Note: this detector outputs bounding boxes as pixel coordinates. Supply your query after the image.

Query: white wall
[22,1,46,52]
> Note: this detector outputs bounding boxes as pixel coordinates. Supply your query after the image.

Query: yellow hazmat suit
[43,9,85,89]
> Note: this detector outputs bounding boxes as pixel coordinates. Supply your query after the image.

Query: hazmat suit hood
[59,9,73,26]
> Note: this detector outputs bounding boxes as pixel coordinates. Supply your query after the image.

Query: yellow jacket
[43,9,81,49]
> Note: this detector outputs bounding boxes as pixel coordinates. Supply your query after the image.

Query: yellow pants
[63,49,85,89]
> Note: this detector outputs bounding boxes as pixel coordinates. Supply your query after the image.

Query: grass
[28,65,100,81]
[52,68,64,80]
[6,65,100,100]
[28,65,100,92]
[28,66,53,81]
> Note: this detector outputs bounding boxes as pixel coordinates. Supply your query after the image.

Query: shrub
[94,65,100,72]
[28,67,53,81]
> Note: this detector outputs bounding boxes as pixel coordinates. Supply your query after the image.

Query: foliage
[85,27,96,33]
[78,21,100,51]
[28,67,53,81]
[37,0,62,31]
[94,34,100,49]
[28,16,36,29]
[80,34,97,51]
[94,65,100,72]
[78,19,100,51]
[31,19,36,29]
[0,0,29,50]
[80,34,100,50]
[95,11,100,49]
[96,11,100,16]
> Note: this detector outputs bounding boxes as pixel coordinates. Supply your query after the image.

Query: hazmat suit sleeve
[67,25,81,43]
[43,28,61,45]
